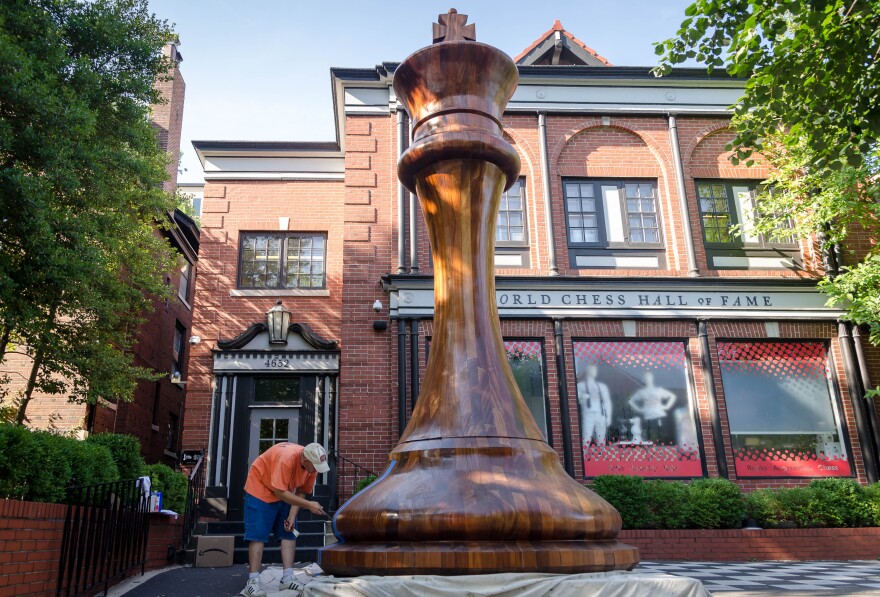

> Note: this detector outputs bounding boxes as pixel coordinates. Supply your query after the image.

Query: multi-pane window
[696,181,794,247]
[258,418,290,455]
[563,180,661,247]
[496,178,527,245]
[238,233,326,289]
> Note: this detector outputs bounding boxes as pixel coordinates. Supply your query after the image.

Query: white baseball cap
[303,443,330,473]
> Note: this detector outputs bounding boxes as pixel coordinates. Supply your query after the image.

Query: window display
[718,341,851,477]
[504,340,549,439]
[573,341,702,477]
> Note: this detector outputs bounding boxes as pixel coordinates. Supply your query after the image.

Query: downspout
[553,319,575,477]
[851,324,880,483]
[667,114,699,277]
[538,113,559,276]
[396,109,407,274]
[408,118,419,273]
[410,319,420,409]
[697,320,729,478]
[838,322,879,483]
[397,320,407,438]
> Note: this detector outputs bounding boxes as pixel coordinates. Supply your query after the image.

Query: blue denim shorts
[243,492,299,543]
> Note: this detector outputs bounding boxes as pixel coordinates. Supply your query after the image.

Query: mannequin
[627,371,676,442]
[577,363,613,446]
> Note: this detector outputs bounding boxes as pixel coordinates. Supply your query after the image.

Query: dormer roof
[514,20,612,66]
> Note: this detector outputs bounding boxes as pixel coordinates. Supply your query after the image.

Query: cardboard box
[195,535,235,568]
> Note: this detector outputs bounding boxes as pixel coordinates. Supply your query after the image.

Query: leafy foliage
[86,432,147,481]
[645,479,690,529]
[655,1,880,370]
[590,475,653,529]
[353,474,378,495]
[686,478,745,529]
[146,462,187,513]
[0,0,179,421]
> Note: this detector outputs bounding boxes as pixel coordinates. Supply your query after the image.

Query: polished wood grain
[320,13,638,576]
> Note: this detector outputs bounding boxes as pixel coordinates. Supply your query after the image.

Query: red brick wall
[0,500,180,597]
[183,177,345,455]
[620,528,880,561]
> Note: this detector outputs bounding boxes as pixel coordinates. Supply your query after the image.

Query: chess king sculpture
[319,10,639,575]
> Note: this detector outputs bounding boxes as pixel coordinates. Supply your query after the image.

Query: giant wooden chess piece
[319,10,638,575]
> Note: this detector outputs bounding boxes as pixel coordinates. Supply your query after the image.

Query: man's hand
[283,506,300,532]
[305,500,326,517]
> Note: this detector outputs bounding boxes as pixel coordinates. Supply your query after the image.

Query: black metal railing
[56,478,150,597]
[327,450,379,513]
[181,453,205,551]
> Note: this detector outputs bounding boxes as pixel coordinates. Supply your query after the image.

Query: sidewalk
[108,561,880,597]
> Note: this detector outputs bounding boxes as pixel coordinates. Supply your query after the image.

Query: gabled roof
[514,20,612,67]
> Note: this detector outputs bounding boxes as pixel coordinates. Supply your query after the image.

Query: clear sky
[145,1,695,183]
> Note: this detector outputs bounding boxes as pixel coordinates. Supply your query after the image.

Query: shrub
[86,433,146,481]
[864,482,880,527]
[745,487,813,528]
[67,441,119,487]
[807,478,870,527]
[645,479,689,529]
[590,475,652,529]
[686,478,744,529]
[353,474,377,495]
[27,431,74,503]
[0,423,36,500]
[146,463,188,513]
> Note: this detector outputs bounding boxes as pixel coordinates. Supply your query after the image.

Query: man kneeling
[240,442,328,597]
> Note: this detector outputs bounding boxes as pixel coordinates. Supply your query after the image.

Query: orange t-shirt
[244,443,318,503]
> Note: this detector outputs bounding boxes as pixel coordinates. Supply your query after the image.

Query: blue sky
[145,1,695,182]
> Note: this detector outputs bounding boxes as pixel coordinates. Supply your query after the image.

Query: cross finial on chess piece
[433,8,476,43]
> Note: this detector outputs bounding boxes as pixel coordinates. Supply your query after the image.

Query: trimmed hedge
[0,424,116,502]
[591,475,744,530]
[86,432,147,481]
[745,479,880,528]
[0,424,184,508]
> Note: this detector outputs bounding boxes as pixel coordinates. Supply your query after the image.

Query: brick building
[0,41,197,466]
[184,21,880,519]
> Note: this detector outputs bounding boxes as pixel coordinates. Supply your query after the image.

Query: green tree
[655,1,880,388]
[0,0,180,422]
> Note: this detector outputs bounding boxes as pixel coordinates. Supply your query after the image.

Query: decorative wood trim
[217,322,338,350]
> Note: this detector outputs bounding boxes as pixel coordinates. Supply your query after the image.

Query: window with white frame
[238,233,327,289]
[563,179,664,269]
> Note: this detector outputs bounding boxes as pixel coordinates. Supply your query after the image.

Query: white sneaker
[240,578,267,597]
[278,578,306,592]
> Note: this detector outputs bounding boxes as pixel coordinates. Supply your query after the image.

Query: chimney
[153,38,186,193]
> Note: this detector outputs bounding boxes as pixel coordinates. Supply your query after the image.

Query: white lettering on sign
[494,291,780,310]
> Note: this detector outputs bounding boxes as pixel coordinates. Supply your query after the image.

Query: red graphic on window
[504,340,542,358]
[573,341,686,371]
[733,446,851,477]
[719,341,850,478]
[583,443,703,477]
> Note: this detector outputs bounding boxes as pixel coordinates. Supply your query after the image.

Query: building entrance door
[226,375,316,520]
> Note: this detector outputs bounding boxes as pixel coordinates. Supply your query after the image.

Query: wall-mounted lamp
[189,335,201,345]
[373,299,383,313]
[266,300,292,344]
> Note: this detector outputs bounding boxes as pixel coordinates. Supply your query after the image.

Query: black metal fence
[181,453,205,551]
[327,450,379,512]
[56,478,150,597]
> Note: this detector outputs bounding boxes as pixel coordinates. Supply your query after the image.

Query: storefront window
[718,341,850,477]
[504,340,548,439]
[573,341,702,478]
